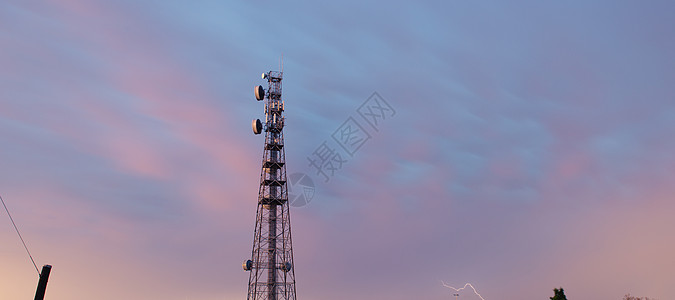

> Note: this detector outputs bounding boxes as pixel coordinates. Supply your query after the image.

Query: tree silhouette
[550,287,567,300]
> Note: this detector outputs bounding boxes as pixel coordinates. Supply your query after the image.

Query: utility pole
[34,265,52,300]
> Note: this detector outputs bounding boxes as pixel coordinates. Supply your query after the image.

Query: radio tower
[243,70,297,300]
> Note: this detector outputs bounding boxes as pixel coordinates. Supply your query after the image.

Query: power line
[0,193,40,276]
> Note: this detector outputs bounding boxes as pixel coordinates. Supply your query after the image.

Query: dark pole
[34,264,51,300]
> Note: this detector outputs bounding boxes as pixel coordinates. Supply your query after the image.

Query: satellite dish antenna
[252,119,263,135]
[262,72,268,80]
[254,85,265,101]
[281,261,292,272]
[242,259,253,271]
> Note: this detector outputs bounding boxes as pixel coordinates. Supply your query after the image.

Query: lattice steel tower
[243,70,297,300]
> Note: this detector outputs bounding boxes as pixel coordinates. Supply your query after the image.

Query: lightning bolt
[441,281,486,300]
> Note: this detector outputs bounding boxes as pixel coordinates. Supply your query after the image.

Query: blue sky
[1,1,674,299]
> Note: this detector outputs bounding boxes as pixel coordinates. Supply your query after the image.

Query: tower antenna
[244,69,297,300]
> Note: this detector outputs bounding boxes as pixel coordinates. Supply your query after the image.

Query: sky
[1,1,674,299]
